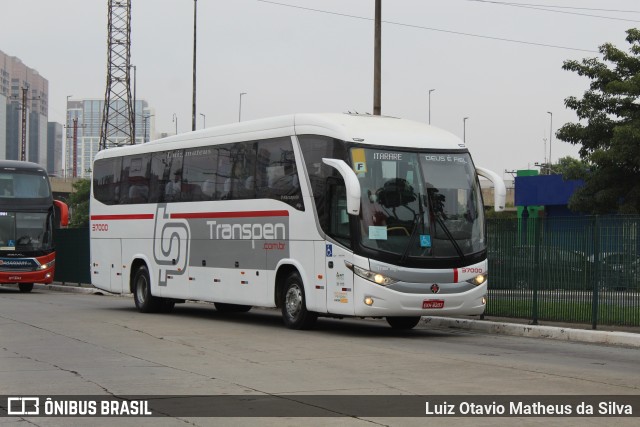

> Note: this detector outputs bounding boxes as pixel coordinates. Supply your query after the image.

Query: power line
[256,0,598,53]
[466,0,640,23]
[465,0,640,14]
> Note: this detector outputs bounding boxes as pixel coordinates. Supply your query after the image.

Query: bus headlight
[346,262,397,286]
[466,273,488,286]
[38,260,55,270]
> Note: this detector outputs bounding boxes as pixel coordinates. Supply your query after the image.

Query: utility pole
[192,0,198,131]
[547,111,553,167]
[373,0,381,115]
[63,118,86,178]
[20,88,28,161]
[72,118,79,178]
[11,86,40,161]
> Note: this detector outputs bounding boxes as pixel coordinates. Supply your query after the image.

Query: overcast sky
[1,0,638,180]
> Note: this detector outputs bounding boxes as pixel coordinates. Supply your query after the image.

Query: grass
[486,297,640,326]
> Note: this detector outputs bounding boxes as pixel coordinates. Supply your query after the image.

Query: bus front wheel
[281,272,317,330]
[386,316,421,330]
[18,283,34,293]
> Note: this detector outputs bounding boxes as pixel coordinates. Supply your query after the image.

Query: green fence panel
[53,227,91,284]
[487,216,640,328]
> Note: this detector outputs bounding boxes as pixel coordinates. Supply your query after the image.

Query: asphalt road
[0,286,638,427]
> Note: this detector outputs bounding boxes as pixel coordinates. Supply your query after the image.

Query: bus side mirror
[476,167,506,212]
[322,158,361,216]
[54,200,70,227]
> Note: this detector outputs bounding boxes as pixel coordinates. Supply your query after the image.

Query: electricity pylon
[99,0,134,150]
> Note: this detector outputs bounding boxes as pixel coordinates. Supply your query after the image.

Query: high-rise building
[0,49,50,168]
[66,99,154,178]
[47,122,63,176]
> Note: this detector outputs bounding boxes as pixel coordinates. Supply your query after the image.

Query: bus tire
[18,283,34,293]
[386,316,421,330]
[281,271,317,330]
[214,302,252,313]
[132,265,162,313]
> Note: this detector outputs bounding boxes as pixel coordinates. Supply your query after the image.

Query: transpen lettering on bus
[89,113,506,330]
[206,220,286,249]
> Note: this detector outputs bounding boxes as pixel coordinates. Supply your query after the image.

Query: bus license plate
[423,300,444,309]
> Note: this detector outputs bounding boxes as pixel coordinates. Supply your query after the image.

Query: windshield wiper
[399,193,425,265]
[433,212,466,261]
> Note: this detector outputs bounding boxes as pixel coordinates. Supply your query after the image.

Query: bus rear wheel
[281,271,317,330]
[18,283,34,293]
[386,316,421,330]
[133,265,165,313]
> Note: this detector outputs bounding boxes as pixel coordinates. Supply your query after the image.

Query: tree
[548,156,590,180]
[557,28,640,214]
[68,179,90,228]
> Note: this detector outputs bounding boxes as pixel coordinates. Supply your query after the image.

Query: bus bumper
[353,276,487,317]
[0,267,55,284]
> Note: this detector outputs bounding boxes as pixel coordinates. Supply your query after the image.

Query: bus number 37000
[92,223,109,232]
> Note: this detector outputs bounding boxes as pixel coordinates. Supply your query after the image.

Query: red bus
[0,161,69,292]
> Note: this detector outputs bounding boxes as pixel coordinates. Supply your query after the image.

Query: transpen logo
[206,220,286,249]
[153,204,190,287]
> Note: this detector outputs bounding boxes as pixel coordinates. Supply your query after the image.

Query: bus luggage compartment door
[91,238,123,293]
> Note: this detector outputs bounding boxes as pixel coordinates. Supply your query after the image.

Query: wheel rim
[285,284,302,319]
[136,274,148,305]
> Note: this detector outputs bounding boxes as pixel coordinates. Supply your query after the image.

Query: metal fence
[51,217,640,328]
[53,227,91,284]
[487,216,640,328]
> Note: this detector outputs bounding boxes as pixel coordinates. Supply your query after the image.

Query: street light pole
[373,0,381,115]
[239,92,247,122]
[463,117,469,143]
[66,95,72,178]
[547,111,553,168]
[428,89,435,124]
[200,113,206,129]
[130,65,136,141]
[143,114,154,142]
[172,113,178,135]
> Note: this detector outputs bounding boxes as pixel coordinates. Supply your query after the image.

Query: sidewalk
[18,282,640,348]
[422,316,640,349]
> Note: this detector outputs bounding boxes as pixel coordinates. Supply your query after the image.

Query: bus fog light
[45,273,51,279]
[364,297,374,306]
[482,296,487,305]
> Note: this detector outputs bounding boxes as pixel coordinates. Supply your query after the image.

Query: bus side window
[120,155,150,204]
[93,157,122,205]
[327,177,351,248]
[149,151,168,203]
[183,146,218,201]
[257,137,303,210]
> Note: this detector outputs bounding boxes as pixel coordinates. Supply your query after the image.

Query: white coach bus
[90,113,505,329]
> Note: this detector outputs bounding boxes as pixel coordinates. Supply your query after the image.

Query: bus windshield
[0,212,53,252]
[354,148,485,260]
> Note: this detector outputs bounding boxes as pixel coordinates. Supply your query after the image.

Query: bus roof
[0,160,47,173]
[94,113,466,160]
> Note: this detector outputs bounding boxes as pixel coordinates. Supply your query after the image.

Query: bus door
[324,180,355,316]
[92,238,123,293]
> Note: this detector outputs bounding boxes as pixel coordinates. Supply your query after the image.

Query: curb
[34,283,99,294]
[423,316,640,348]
